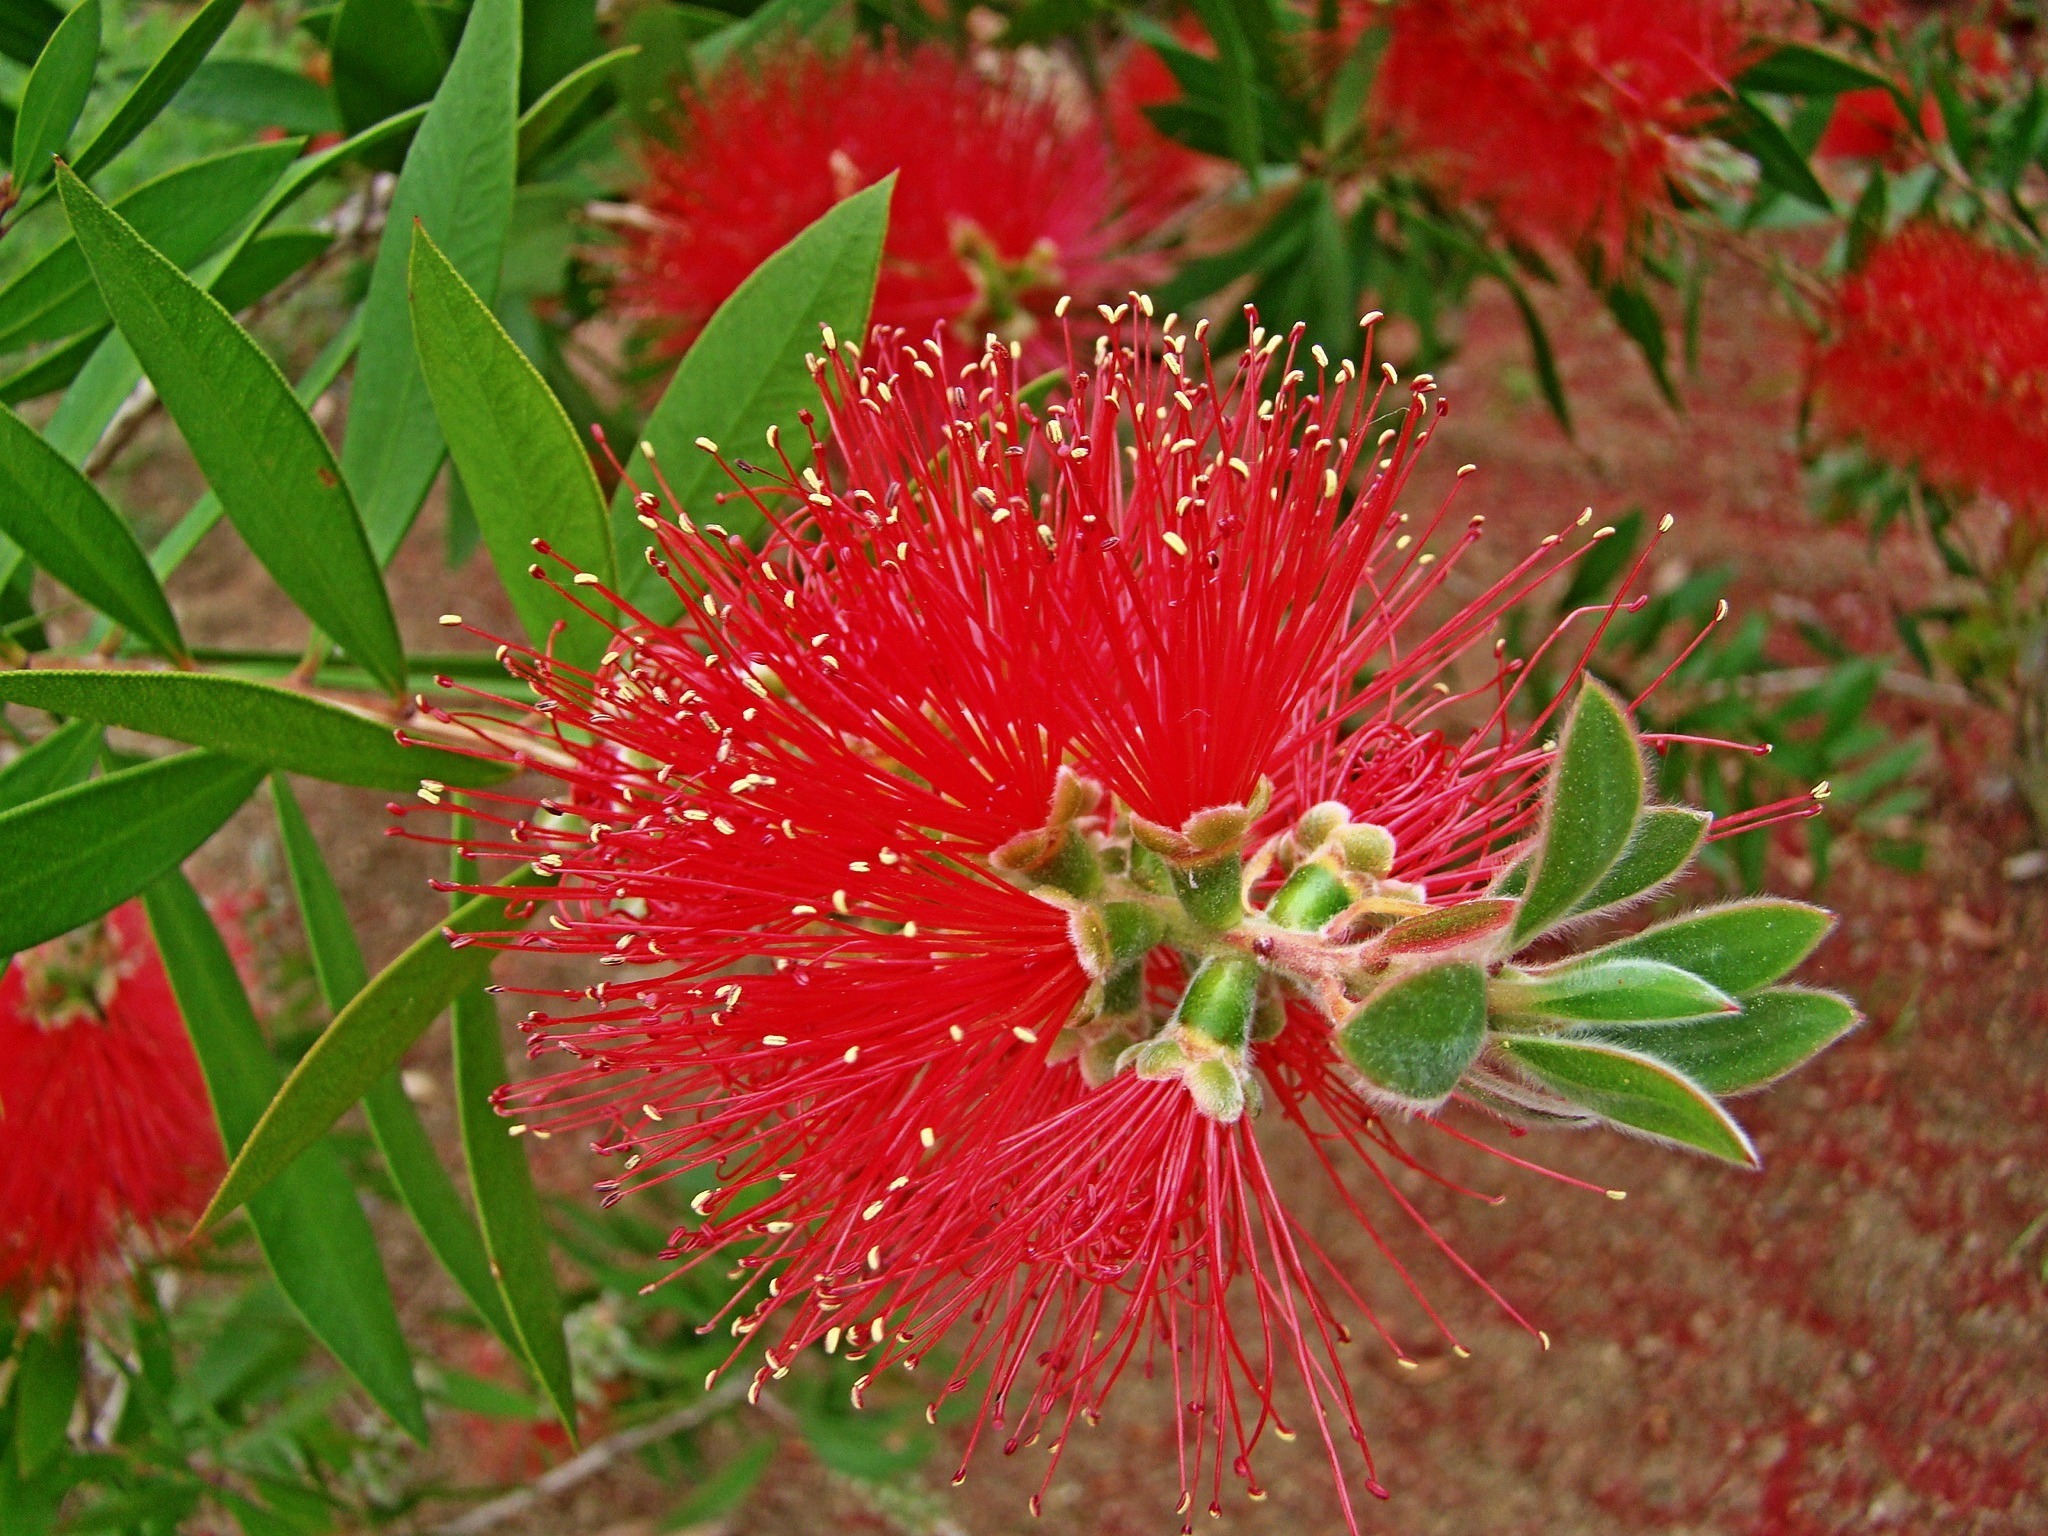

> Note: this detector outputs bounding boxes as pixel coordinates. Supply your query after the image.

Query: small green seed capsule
[1265,861,1355,931]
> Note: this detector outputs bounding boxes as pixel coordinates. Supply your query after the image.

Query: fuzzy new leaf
[1497,1036,1757,1166]
[1579,899,1833,996]
[1512,681,1644,944]
[1569,806,1709,917]
[1491,956,1738,1025]
[1579,986,1860,1095]
[1339,962,1487,1107]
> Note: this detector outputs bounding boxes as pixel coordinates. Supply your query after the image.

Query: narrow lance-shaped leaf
[11,1319,80,1476]
[613,176,890,611]
[409,223,613,663]
[142,872,428,1440]
[1497,1035,1759,1167]
[1576,898,1835,996]
[1489,956,1738,1025]
[329,0,447,146]
[0,718,100,813]
[0,750,261,954]
[198,868,556,1230]
[1569,805,1709,918]
[0,671,508,791]
[1581,986,1861,1095]
[516,43,637,170]
[0,409,182,657]
[12,0,99,189]
[269,776,518,1349]
[57,163,408,697]
[342,0,520,562]
[453,985,577,1435]
[1512,680,1645,944]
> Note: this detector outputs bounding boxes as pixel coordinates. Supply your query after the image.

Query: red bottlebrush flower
[413,311,1822,1528]
[1812,225,2048,513]
[1374,0,1761,256]
[1815,86,1940,161]
[0,903,220,1297]
[619,43,1133,372]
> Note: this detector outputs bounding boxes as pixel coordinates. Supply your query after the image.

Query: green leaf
[57,163,408,697]
[269,777,519,1350]
[141,872,427,1441]
[0,0,60,70]
[1723,91,1835,212]
[0,750,260,953]
[0,718,100,812]
[522,0,599,103]
[1570,806,1709,917]
[517,43,636,170]
[1337,962,1487,1107]
[1491,956,1738,1025]
[0,141,302,354]
[197,868,555,1231]
[12,0,98,189]
[1495,1036,1758,1166]
[665,1440,776,1528]
[1501,273,1571,435]
[453,985,577,1435]
[1579,898,1834,996]
[69,0,243,183]
[409,223,614,662]
[0,671,507,790]
[342,0,520,562]
[1511,680,1644,944]
[176,58,340,134]
[614,177,889,606]
[1737,43,1889,97]
[690,0,836,75]
[11,1320,80,1477]
[210,228,335,314]
[330,0,446,151]
[1844,164,1888,271]
[0,328,102,404]
[0,410,182,656]
[1604,281,1676,406]
[1581,986,1858,1095]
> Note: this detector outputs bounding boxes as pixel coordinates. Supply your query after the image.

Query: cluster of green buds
[997,684,1860,1166]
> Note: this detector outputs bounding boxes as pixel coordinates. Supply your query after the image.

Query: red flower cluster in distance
[1374,0,1759,256]
[1813,225,2048,513]
[412,307,1818,1527]
[620,43,1130,371]
[0,903,220,1297]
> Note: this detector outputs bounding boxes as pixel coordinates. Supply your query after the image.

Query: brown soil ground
[119,267,2047,1535]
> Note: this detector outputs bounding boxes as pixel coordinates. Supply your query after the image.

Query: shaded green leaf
[1496,1035,1758,1166]
[177,57,339,134]
[1723,91,1835,212]
[0,718,100,812]
[12,0,99,189]
[516,43,635,169]
[329,0,447,148]
[11,1320,80,1477]
[198,867,554,1231]
[1492,956,1737,1025]
[210,228,335,314]
[1374,898,1517,958]
[1581,898,1834,995]
[1501,274,1571,435]
[1844,164,1887,271]
[453,986,577,1435]
[0,750,260,953]
[1512,680,1644,944]
[1570,806,1709,917]
[614,177,889,606]
[0,409,182,656]
[0,671,505,790]
[409,223,613,662]
[1604,281,1676,406]
[1337,962,1486,1107]
[342,0,520,561]
[57,163,407,696]
[270,776,517,1349]
[665,1439,776,1528]
[690,0,836,75]
[142,872,427,1440]
[0,0,60,70]
[1737,43,1888,97]
[69,0,244,183]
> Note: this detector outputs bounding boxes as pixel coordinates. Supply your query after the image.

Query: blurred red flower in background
[1374,0,1761,258]
[1815,87,1942,161]
[1813,225,2048,513]
[619,43,1139,372]
[0,904,219,1297]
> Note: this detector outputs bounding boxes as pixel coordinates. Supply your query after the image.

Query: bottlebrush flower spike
[412,309,1848,1528]
[1812,225,2048,514]
[1373,0,1760,257]
[0,903,221,1298]
[618,42,1135,373]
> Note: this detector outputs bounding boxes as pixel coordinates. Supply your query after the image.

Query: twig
[1688,664,1978,711]
[427,1379,748,1536]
